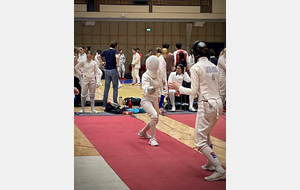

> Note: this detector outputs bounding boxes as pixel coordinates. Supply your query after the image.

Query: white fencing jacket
[131,52,140,69]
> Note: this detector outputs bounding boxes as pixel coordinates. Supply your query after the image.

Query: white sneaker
[189,107,197,112]
[201,162,216,172]
[135,83,140,86]
[171,107,176,112]
[204,170,226,181]
[149,138,159,146]
[138,131,151,139]
[79,109,85,114]
[100,83,103,86]
[118,84,123,88]
[91,109,98,114]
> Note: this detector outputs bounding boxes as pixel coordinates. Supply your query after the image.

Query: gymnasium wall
[74,21,226,73]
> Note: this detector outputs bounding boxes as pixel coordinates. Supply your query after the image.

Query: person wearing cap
[168,41,226,181]
[138,55,162,146]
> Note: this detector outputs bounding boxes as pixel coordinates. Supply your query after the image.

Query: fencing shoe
[79,109,85,114]
[201,161,216,172]
[149,138,159,146]
[204,170,226,181]
[138,131,151,139]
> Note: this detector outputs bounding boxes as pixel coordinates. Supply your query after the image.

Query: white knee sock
[150,118,158,139]
[201,146,225,173]
[81,97,86,110]
[90,97,95,110]
[141,122,150,134]
[189,95,194,108]
[169,93,175,109]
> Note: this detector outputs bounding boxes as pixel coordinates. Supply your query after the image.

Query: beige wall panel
[215,36,223,42]
[74,21,82,35]
[154,22,162,35]
[155,36,162,45]
[172,23,180,35]
[206,22,215,35]
[110,21,119,35]
[93,45,101,51]
[128,36,136,44]
[172,35,180,44]
[215,22,223,35]
[163,36,172,45]
[146,36,154,44]
[74,35,82,44]
[212,0,226,14]
[100,45,108,51]
[119,21,128,35]
[223,22,226,35]
[137,22,145,35]
[137,36,145,44]
[83,26,91,34]
[192,27,197,36]
[190,36,198,45]
[83,35,91,44]
[119,36,127,45]
[101,36,109,45]
[101,22,109,35]
[92,36,100,44]
[180,36,187,45]
[206,36,215,42]
[92,22,100,34]
[128,22,136,35]
[145,45,154,53]
[197,26,206,35]
[163,22,172,36]
[180,23,186,35]
[74,4,86,12]
[196,36,206,41]
[110,36,119,43]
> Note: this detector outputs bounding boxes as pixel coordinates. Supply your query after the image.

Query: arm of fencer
[183,72,191,83]
[218,57,226,71]
[94,63,100,87]
[178,67,199,96]
[142,75,153,96]
[75,61,84,76]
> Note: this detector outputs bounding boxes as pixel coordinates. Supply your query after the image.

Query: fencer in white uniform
[218,48,226,107]
[138,56,162,146]
[169,41,226,181]
[131,49,141,85]
[157,48,168,110]
[118,49,126,79]
[75,52,101,114]
[168,64,196,112]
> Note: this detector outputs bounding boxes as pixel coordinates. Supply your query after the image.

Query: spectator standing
[98,41,120,107]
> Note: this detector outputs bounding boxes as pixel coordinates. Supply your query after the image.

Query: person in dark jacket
[210,49,218,66]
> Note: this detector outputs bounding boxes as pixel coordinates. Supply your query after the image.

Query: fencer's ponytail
[156,47,162,57]
[202,47,210,59]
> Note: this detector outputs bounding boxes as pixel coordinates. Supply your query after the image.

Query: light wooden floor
[74,79,226,166]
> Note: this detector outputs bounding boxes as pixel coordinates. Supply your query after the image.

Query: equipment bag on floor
[124,97,141,106]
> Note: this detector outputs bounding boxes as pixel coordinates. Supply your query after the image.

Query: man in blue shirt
[98,41,119,107]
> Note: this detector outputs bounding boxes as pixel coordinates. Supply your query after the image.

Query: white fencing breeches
[195,98,223,152]
[81,78,96,110]
[132,67,140,84]
[141,100,159,139]
[119,63,125,78]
